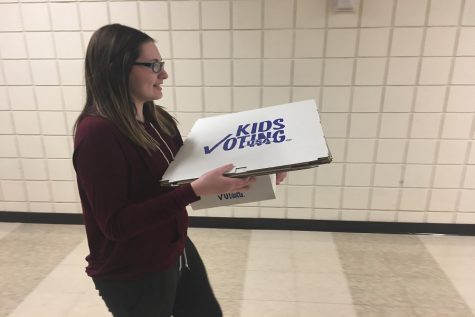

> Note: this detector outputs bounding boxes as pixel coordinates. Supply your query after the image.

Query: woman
[73,24,285,317]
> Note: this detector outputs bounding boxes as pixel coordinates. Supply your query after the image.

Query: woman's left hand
[276,172,287,185]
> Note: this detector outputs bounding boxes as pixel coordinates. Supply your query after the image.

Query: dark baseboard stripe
[0,211,474,236]
[0,211,84,225]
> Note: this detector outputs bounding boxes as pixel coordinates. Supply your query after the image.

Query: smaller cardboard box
[190,174,276,210]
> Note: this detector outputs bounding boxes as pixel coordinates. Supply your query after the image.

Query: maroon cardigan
[73,115,200,280]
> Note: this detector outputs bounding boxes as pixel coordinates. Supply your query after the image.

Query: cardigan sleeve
[73,118,199,241]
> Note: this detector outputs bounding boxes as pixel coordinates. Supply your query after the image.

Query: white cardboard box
[162,99,331,209]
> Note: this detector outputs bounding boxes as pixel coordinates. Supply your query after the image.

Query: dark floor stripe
[333,232,474,317]
[0,223,86,317]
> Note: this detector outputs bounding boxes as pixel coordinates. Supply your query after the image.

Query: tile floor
[1,222,475,317]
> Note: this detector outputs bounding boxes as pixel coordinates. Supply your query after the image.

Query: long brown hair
[74,24,176,153]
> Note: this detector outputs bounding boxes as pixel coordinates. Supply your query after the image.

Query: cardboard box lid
[161,99,331,186]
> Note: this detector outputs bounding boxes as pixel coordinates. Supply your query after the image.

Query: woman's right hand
[190,164,256,197]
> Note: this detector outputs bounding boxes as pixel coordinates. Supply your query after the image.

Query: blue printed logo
[204,118,287,155]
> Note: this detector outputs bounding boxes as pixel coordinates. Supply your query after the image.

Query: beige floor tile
[298,302,357,317]
[246,247,294,272]
[0,222,20,239]
[33,264,92,294]
[404,276,468,308]
[413,305,475,317]
[450,278,475,314]
[207,268,247,300]
[8,292,81,317]
[239,300,298,317]
[345,275,411,307]
[419,235,475,258]
[432,256,475,280]
[58,238,88,266]
[3,225,475,317]
[249,230,293,249]
[292,249,344,273]
[65,292,110,317]
[295,272,353,304]
[217,299,242,317]
[243,271,296,301]
[354,304,416,317]
[291,231,335,245]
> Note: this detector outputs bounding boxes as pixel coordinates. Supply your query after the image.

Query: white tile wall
[21,3,50,31]
[383,86,414,112]
[3,60,32,85]
[233,31,262,58]
[344,163,372,186]
[391,28,423,56]
[26,32,55,59]
[264,0,294,29]
[21,159,48,181]
[79,2,109,31]
[50,2,80,31]
[394,0,427,27]
[0,112,14,134]
[201,1,230,30]
[354,58,386,85]
[424,27,457,56]
[1,180,26,201]
[30,60,60,85]
[54,32,84,59]
[437,140,468,164]
[361,0,394,27]
[0,0,473,224]
[170,1,200,30]
[264,30,293,58]
[263,60,292,86]
[262,86,290,106]
[414,86,446,112]
[296,0,326,28]
[373,164,403,187]
[294,30,324,58]
[0,4,23,32]
[324,59,353,85]
[452,57,475,84]
[0,33,27,59]
[370,188,399,210]
[8,86,36,111]
[358,28,390,57]
[387,58,419,85]
[428,0,462,26]
[0,135,17,158]
[35,86,63,111]
[109,1,139,29]
[321,87,351,112]
[376,139,407,163]
[463,0,475,25]
[202,31,231,58]
[233,0,262,29]
[294,59,323,86]
[404,164,433,188]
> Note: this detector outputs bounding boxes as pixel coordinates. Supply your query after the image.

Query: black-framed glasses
[134,61,165,73]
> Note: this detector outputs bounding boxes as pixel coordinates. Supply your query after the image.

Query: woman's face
[128,41,168,106]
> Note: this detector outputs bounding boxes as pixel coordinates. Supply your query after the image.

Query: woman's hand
[190,164,256,197]
[276,171,287,185]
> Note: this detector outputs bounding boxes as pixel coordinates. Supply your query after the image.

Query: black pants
[93,238,222,317]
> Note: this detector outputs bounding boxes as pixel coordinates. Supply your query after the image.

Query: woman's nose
[158,69,168,80]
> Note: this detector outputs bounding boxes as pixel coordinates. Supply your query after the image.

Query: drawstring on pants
[178,248,190,271]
